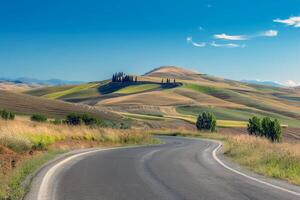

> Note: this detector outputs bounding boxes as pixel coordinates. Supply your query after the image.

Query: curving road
[25,136,300,200]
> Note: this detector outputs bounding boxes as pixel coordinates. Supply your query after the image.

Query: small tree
[31,114,47,122]
[261,117,272,137]
[65,113,100,126]
[269,119,282,142]
[196,112,216,132]
[65,113,82,125]
[1,110,15,120]
[247,116,261,136]
[247,116,282,143]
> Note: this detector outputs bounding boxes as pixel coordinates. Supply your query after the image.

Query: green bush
[1,110,15,120]
[247,116,282,142]
[65,113,100,126]
[196,112,216,132]
[247,116,262,136]
[30,114,47,122]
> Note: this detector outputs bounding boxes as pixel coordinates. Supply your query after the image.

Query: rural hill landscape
[0,66,300,199]
[1,1,300,200]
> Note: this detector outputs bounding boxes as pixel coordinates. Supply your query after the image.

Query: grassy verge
[0,119,159,200]
[1,150,64,200]
[151,130,300,185]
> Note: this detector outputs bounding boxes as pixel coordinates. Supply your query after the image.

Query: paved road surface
[26,136,300,200]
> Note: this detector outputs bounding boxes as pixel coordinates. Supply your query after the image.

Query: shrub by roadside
[30,114,47,122]
[0,110,15,120]
[247,116,282,142]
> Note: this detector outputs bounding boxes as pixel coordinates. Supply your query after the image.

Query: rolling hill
[23,66,300,139]
[0,89,123,123]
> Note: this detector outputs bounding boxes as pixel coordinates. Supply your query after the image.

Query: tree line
[112,72,137,83]
[161,78,176,84]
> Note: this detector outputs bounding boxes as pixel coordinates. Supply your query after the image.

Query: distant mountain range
[240,80,284,87]
[0,77,85,86]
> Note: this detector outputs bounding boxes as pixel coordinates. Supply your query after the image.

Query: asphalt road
[26,136,300,200]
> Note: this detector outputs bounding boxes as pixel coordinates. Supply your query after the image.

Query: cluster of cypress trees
[112,72,137,83]
[247,116,282,142]
[161,78,176,84]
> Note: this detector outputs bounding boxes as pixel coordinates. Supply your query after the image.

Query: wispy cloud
[274,16,300,27]
[214,30,278,41]
[214,33,248,41]
[211,41,246,48]
[186,37,206,47]
[260,30,278,37]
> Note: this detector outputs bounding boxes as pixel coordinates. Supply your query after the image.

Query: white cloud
[261,30,278,37]
[211,41,246,48]
[186,37,206,47]
[282,80,300,87]
[214,30,278,41]
[214,33,248,41]
[274,16,300,27]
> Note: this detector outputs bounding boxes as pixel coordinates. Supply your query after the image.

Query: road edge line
[212,142,300,197]
[37,144,160,200]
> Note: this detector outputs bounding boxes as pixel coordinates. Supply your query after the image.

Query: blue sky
[0,0,299,85]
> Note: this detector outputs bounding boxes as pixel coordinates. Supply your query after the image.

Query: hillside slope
[24,66,300,132]
[0,90,120,121]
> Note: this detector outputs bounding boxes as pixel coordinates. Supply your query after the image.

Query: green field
[176,105,300,128]
[25,85,75,96]
[114,84,160,94]
[42,83,100,99]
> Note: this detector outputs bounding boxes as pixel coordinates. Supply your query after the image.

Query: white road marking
[212,142,300,197]
[37,145,155,200]
[38,149,106,200]
[36,138,300,200]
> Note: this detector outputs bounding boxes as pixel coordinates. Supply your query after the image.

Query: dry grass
[0,119,156,153]
[224,134,300,185]
[0,118,158,199]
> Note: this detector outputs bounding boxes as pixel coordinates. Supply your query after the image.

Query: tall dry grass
[224,134,300,185]
[0,118,156,153]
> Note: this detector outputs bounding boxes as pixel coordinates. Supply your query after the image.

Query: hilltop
[144,66,200,80]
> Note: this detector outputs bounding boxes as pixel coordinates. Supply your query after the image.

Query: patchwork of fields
[18,66,300,133]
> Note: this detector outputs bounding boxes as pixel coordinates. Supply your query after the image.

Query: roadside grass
[0,119,159,200]
[42,83,99,99]
[151,130,300,186]
[1,150,64,200]
[114,84,160,94]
